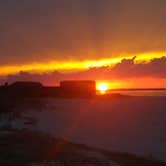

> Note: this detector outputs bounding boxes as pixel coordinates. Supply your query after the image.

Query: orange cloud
[0,52,165,76]
[1,57,166,88]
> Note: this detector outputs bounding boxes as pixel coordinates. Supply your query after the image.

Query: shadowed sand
[5,96,166,162]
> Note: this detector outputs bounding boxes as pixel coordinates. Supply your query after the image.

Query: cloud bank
[1,57,165,88]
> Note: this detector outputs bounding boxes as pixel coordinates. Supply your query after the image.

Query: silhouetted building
[7,81,43,97]
[60,80,96,98]
[10,81,42,88]
[40,86,61,97]
[0,80,96,98]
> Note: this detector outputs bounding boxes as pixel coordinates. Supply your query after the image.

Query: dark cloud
[1,57,166,86]
[73,56,166,79]
[0,0,166,65]
[108,56,166,79]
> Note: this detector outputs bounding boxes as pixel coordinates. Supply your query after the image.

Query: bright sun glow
[97,82,109,94]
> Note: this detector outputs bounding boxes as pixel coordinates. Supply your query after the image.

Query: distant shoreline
[108,88,166,91]
[98,89,166,97]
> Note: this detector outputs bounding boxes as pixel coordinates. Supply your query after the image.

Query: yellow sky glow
[0,52,165,76]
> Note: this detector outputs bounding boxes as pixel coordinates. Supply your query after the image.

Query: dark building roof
[60,80,96,97]
[0,80,96,98]
[9,81,43,88]
[60,80,96,88]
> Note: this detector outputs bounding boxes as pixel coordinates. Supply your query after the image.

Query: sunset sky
[0,0,166,88]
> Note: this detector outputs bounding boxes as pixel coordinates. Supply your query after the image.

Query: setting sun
[97,82,109,94]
